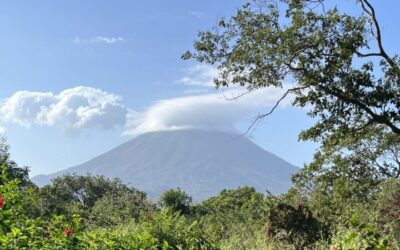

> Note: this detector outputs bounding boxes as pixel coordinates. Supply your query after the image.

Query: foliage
[332,215,393,250]
[0,150,83,249]
[0,137,32,187]
[80,213,218,249]
[159,188,193,215]
[293,151,381,226]
[194,187,266,244]
[183,1,400,247]
[78,224,158,249]
[39,174,154,225]
[141,209,218,249]
[1,137,400,249]
[377,179,400,242]
[183,0,400,212]
[88,187,155,227]
[183,0,400,145]
[0,139,219,249]
[264,194,327,249]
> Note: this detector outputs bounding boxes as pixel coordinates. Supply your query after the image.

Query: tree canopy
[159,188,193,215]
[183,0,400,180]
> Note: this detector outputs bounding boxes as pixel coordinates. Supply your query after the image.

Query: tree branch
[356,52,382,58]
[223,87,256,101]
[320,85,400,135]
[360,0,398,70]
[245,86,308,134]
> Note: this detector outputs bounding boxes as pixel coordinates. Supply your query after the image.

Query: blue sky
[0,0,398,176]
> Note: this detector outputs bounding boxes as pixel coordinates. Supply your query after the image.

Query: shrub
[332,215,392,250]
[142,209,218,249]
[265,196,327,249]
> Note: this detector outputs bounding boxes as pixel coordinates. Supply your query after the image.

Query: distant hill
[32,130,298,201]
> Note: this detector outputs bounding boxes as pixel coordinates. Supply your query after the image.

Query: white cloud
[177,64,219,88]
[127,63,294,136]
[0,86,129,135]
[1,84,294,137]
[125,87,293,136]
[188,11,204,18]
[74,36,125,44]
[0,126,6,134]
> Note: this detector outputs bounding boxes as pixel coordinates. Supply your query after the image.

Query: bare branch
[245,86,308,135]
[359,0,372,16]
[222,87,256,101]
[356,52,382,58]
[360,0,398,70]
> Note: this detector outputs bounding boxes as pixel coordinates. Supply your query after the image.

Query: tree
[0,137,31,187]
[183,2,400,234]
[159,188,192,215]
[183,0,400,179]
[89,188,155,227]
[39,174,153,222]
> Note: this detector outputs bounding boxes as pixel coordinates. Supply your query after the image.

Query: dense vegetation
[1,0,399,249]
[0,136,399,249]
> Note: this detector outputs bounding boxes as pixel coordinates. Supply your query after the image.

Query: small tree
[89,188,155,227]
[159,188,192,215]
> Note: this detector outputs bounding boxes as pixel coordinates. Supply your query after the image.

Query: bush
[332,215,392,250]
[194,187,266,244]
[142,209,217,249]
[79,224,158,249]
[0,159,82,249]
[265,195,327,249]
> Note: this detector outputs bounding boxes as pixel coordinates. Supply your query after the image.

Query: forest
[1,0,400,249]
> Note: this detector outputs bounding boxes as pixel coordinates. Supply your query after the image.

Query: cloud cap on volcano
[126,87,292,136]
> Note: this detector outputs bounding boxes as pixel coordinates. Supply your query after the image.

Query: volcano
[32,130,298,200]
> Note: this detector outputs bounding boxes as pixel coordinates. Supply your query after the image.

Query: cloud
[0,86,129,135]
[0,126,6,134]
[74,36,125,44]
[125,87,292,136]
[126,63,294,136]
[183,88,212,94]
[176,64,219,88]
[0,84,294,137]
[188,11,204,18]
